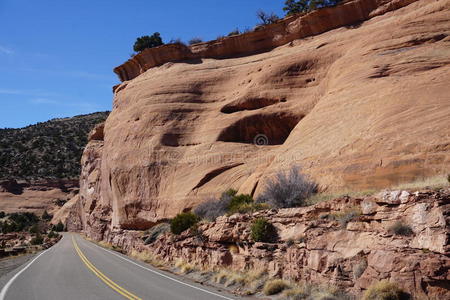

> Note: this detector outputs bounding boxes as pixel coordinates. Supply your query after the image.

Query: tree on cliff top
[283,0,341,16]
[256,10,279,25]
[133,33,164,52]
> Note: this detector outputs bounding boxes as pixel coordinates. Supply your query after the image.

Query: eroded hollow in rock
[217,112,302,145]
[221,97,285,114]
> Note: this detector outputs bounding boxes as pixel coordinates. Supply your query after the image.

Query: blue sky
[0,0,284,128]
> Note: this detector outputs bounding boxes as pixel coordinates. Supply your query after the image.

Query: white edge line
[84,238,235,300]
[0,249,49,300]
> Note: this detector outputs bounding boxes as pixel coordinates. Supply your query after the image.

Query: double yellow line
[72,236,142,300]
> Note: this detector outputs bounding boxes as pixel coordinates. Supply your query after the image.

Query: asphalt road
[0,233,239,300]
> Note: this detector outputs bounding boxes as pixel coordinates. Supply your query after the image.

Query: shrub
[144,223,170,244]
[42,210,52,221]
[170,212,199,235]
[228,29,240,36]
[195,189,269,221]
[47,231,59,239]
[0,211,5,218]
[133,33,164,52]
[283,0,342,16]
[228,194,253,214]
[257,165,317,208]
[30,234,44,245]
[251,218,278,243]
[29,224,40,234]
[353,259,368,279]
[188,37,203,45]
[175,259,196,274]
[388,221,413,236]
[53,221,65,232]
[329,207,361,228]
[229,202,270,214]
[263,279,290,295]
[256,10,279,25]
[194,192,232,221]
[168,38,186,46]
[362,280,410,300]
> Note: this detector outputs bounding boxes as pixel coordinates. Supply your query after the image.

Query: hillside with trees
[0,112,109,180]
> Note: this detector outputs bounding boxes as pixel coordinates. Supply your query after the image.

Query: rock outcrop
[76,0,450,233]
[0,180,78,215]
[103,189,450,299]
[114,0,421,82]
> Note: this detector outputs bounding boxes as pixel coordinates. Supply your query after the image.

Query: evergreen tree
[133,33,164,52]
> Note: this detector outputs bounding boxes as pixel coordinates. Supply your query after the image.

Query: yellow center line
[72,236,142,300]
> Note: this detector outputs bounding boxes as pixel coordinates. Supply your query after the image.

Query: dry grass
[362,280,410,300]
[307,189,377,205]
[328,207,362,228]
[212,268,267,290]
[392,175,449,191]
[283,286,307,299]
[283,283,345,300]
[263,279,290,295]
[130,249,165,268]
[174,259,196,274]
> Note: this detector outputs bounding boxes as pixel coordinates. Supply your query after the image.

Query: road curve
[0,233,240,300]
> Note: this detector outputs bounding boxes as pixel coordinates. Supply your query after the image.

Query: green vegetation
[362,280,410,300]
[170,212,199,235]
[0,112,109,180]
[251,218,277,243]
[0,211,5,218]
[42,210,52,221]
[30,234,44,245]
[188,37,203,45]
[392,175,449,190]
[388,221,413,236]
[133,33,164,52]
[228,194,254,214]
[283,0,342,16]
[0,212,39,233]
[194,189,268,221]
[263,279,290,295]
[47,231,59,239]
[53,221,65,232]
[326,207,361,228]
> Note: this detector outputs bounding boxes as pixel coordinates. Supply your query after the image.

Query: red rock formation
[114,0,421,82]
[78,0,450,236]
[104,189,450,299]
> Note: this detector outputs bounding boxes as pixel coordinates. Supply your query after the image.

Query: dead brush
[130,249,164,268]
[174,259,196,274]
[212,268,267,290]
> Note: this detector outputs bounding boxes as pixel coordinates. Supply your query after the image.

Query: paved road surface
[0,233,239,300]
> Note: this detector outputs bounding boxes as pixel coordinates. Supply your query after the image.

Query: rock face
[104,189,450,299]
[79,0,450,234]
[0,180,78,215]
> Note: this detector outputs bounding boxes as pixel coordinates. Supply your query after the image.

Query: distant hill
[0,112,109,180]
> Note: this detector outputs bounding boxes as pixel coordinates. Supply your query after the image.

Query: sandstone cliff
[75,0,450,233]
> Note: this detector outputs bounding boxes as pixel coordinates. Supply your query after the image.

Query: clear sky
[0,0,285,128]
